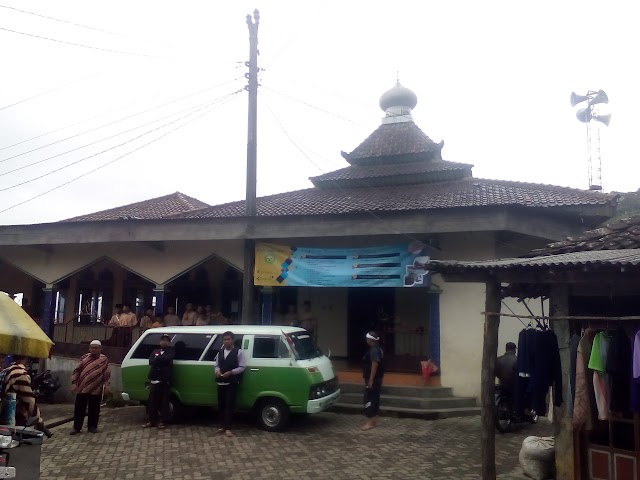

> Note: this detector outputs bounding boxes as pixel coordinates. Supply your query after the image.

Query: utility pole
[241,9,259,324]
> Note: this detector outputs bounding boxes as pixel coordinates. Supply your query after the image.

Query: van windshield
[287,332,322,360]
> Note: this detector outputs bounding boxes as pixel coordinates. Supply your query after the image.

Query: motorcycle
[31,370,61,404]
[494,384,538,433]
[0,416,45,478]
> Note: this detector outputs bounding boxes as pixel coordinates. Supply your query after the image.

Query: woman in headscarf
[2,355,46,431]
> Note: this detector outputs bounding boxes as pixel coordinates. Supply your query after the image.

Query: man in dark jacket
[215,331,246,437]
[143,334,174,429]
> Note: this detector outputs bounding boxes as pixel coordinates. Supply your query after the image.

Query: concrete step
[330,403,481,420]
[338,392,477,410]
[339,382,454,398]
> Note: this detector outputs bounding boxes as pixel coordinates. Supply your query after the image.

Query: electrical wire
[261,85,367,127]
[0,76,244,161]
[0,92,239,177]
[0,93,240,215]
[0,90,241,193]
[0,26,170,58]
[0,3,123,36]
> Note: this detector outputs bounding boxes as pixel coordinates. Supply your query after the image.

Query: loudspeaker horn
[576,108,592,123]
[570,92,589,107]
[594,113,612,126]
[589,89,609,106]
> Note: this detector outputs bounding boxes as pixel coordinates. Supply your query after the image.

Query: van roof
[145,325,307,335]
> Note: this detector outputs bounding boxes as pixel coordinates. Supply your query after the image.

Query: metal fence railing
[52,322,142,348]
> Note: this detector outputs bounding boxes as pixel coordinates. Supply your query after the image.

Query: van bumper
[306,389,341,414]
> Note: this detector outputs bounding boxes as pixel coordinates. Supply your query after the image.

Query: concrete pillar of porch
[153,285,165,315]
[41,284,56,337]
[260,287,273,325]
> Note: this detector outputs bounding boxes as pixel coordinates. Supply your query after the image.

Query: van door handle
[250,368,259,371]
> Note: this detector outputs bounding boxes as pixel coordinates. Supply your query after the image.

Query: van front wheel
[256,398,290,432]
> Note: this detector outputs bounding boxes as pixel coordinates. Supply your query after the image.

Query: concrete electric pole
[241,10,259,324]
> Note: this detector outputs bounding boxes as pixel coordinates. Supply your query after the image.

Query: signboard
[254,242,430,288]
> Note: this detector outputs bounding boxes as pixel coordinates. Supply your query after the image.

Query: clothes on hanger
[573,328,597,431]
[605,327,632,414]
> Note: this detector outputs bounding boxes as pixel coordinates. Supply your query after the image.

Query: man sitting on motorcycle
[495,342,517,396]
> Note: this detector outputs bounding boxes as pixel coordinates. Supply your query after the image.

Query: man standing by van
[362,331,384,431]
[70,340,110,435]
[143,334,174,429]
[215,331,246,437]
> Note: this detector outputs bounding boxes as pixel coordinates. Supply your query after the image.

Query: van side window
[202,335,244,362]
[172,333,213,361]
[202,335,223,362]
[131,333,164,359]
[253,336,288,359]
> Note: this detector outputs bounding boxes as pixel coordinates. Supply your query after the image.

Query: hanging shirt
[605,327,632,414]
[633,331,640,379]
[589,332,611,421]
[568,334,581,418]
[573,329,597,431]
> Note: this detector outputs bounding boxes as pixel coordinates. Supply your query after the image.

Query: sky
[0,1,638,225]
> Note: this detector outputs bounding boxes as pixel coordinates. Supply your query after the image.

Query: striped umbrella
[0,293,53,358]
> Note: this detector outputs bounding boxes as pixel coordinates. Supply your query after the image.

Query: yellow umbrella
[0,293,54,359]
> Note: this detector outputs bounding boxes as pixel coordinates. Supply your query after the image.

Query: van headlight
[309,385,328,400]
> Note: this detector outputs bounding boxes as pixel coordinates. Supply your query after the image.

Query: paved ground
[38,406,553,480]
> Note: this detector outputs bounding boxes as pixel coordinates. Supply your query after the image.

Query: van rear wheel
[256,398,290,432]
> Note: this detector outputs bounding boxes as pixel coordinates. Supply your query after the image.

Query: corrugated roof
[529,215,640,256]
[427,249,640,272]
[62,192,209,222]
[168,178,615,219]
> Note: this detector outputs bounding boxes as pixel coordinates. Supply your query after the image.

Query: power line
[0,80,79,111]
[261,85,366,127]
[0,76,244,161]
[0,4,123,36]
[0,93,238,177]
[0,91,241,193]
[0,93,240,215]
[0,26,171,58]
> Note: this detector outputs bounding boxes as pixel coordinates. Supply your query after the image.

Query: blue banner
[255,242,430,288]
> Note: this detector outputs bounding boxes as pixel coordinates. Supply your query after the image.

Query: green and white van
[121,325,340,431]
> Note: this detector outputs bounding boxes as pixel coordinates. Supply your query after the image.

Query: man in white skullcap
[362,331,384,431]
[70,340,110,435]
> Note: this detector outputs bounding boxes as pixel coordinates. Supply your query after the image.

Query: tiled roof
[310,159,473,186]
[342,121,444,163]
[168,179,615,219]
[62,192,209,222]
[426,249,640,273]
[528,215,640,256]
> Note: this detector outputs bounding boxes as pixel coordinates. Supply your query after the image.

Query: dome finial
[379,80,418,125]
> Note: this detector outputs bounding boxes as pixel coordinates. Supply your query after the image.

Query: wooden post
[550,285,574,480]
[481,280,501,480]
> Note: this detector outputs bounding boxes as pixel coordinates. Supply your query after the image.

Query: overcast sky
[0,1,637,225]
